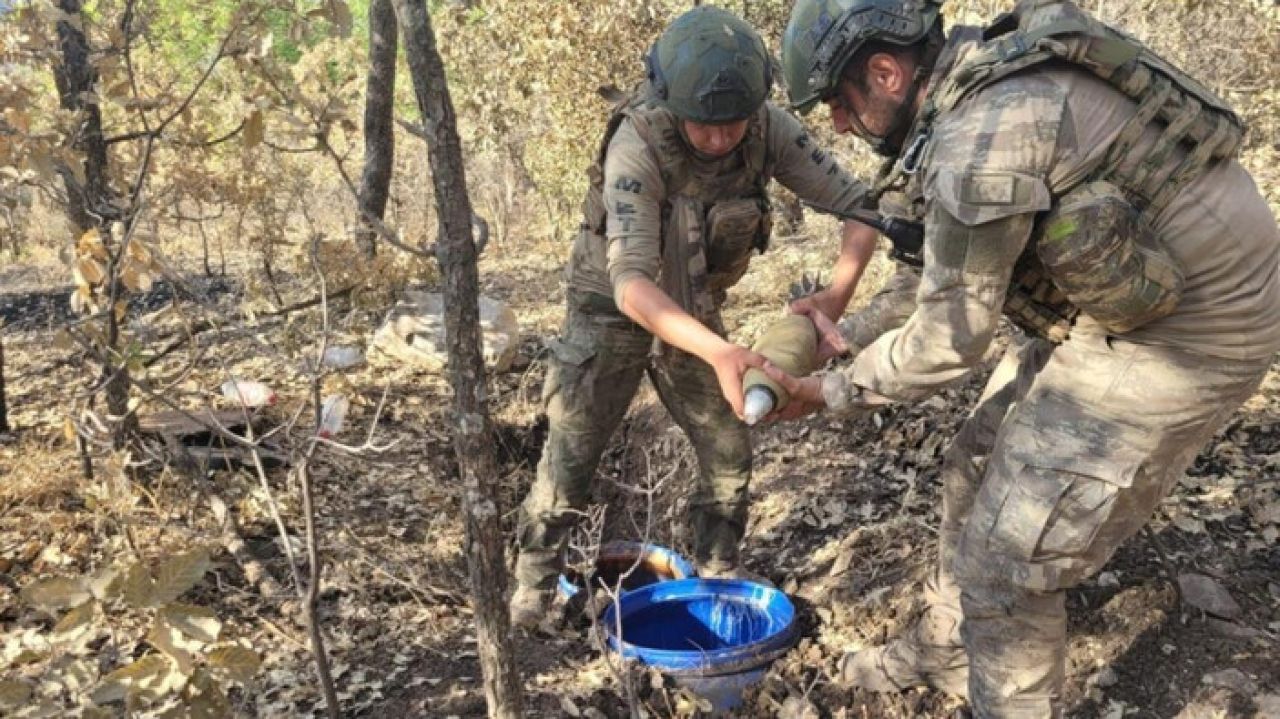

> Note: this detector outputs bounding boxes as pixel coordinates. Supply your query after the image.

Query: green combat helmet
[782,0,944,114]
[646,6,772,124]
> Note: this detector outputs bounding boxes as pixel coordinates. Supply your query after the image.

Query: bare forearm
[826,220,880,315]
[616,277,730,362]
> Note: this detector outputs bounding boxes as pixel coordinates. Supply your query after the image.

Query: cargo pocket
[541,336,595,415]
[705,198,767,294]
[970,437,1147,592]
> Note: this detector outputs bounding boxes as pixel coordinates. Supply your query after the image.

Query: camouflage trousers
[513,295,752,591]
[914,328,1270,718]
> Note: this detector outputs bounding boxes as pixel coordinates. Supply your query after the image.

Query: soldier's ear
[866,52,909,95]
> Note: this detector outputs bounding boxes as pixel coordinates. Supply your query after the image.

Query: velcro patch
[960,174,1016,205]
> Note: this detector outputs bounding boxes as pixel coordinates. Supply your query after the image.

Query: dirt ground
[1,227,1278,718]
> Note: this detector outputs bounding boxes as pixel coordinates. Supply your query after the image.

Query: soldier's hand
[788,288,843,323]
[790,291,850,362]
[707,344,768,420]
[767,395,824,422]
[809,310,849,364]
[760,362,825,422]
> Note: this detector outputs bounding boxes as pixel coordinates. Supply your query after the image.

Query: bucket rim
[600,578,800,676]
[558,541,697,599]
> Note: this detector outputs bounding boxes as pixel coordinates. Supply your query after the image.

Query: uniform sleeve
[765,104,867,213]
[838,264,921,356]
[828,76,1067,404]
[603,119,667,307]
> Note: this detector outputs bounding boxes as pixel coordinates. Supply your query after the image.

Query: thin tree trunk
[0,336,9,433]
[356,0,398,260]
[53,0,113,232]
[392,1,523,716]
[54,0,134,445]
[196,199,213,277]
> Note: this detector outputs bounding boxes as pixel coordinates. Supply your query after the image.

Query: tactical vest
[882,0,1245,342]
[582,84,774,323]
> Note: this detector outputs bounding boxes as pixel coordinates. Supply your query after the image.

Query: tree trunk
[356,0,398,260]
[392,2,524,716]
[53,0,113,232]
[53,0,134,444]
[0,336,9,433]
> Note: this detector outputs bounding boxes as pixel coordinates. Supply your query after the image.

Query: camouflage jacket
[564,101,867,313]
[827,27,1280,408]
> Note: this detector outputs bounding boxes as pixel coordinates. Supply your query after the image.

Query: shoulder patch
[960,174,1017,205]
[931,167,1051,226]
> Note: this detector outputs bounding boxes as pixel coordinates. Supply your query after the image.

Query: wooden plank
[138,409,253,438]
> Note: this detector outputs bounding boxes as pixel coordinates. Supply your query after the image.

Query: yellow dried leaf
[10,647,46,666]
[77,256,105,285]
[77,228,104,256]
[63,416,78,444]
[185,669,232,719]
[128,240,152,265]
[161,603,221,643]
[69,284,93,314]
[87,567,122,601]
[91,654,167,705]
[121,265,140,291]
[0,680,31,709]
[51,600,96,640]
[20,576,91,610]
[206,646,260,685]
[149,548,211,605]
[146,617,196,676]
[122,561,155,609]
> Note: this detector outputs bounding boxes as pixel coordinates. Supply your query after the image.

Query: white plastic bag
[221,379,277,408]
[318,395,349,438]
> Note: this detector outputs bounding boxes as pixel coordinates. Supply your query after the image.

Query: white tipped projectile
[743,386,776,426]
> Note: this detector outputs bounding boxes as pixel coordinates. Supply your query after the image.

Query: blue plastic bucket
[601,578,800,710]
[558,541,697,600]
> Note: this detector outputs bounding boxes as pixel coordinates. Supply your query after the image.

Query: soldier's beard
[855,92,915,158]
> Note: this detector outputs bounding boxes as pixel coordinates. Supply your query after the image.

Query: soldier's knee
[688,422,750,474]
[956,464,1127,594]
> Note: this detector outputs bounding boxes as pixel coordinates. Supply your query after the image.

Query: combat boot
[510,545,562,630]
[839,616,969,698]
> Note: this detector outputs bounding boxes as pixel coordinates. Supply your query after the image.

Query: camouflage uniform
[514,99,868,590]
[820,17,1280,718]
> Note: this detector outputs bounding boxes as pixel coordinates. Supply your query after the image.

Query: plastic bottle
[220,379,277,408]
[741,315,818,425]
[321,345,365,370]
[318,395,349,438]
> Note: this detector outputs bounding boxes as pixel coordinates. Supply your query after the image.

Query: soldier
[510,5,882,628]
[771,0,1280,715]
